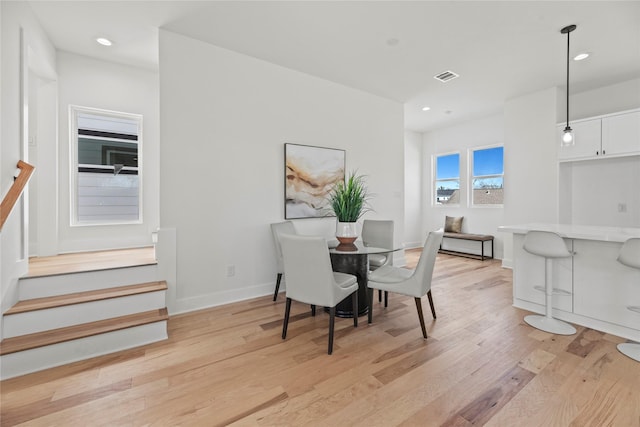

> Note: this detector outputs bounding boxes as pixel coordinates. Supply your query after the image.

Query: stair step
[0,308,168,356]
[6,281,167,315]
[27,247,156,278]
[18,264,159,300]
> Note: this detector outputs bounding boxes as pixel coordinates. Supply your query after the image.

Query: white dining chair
[616,237,640,362]
[280,234,358,354]
[367,229,443,339]
[270,221,296,301]
[522,231,576,335]
[362,219,394,307]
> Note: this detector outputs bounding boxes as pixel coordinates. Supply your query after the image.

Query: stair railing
[0,160,35,231]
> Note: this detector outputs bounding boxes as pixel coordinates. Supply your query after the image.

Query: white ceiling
[27,1,640,132]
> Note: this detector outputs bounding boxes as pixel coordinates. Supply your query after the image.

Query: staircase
[0,248,169,380]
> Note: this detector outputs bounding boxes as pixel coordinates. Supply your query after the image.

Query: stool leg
[523,257,576,336]
[544,258,554,319]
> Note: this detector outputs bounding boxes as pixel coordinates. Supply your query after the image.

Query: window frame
[469,144,504,207]
[69,105,143,226]
[433,151,461,207]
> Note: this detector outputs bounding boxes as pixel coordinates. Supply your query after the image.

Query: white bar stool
[522,231,576,335]
[616,238,640,362]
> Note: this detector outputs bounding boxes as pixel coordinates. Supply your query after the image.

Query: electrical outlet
[618,203,627,213]
[226,265,235,277]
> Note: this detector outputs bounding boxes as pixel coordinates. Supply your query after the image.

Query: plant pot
[336,221,358,244]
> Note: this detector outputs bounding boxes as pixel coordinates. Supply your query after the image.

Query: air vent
[434,70,459,82]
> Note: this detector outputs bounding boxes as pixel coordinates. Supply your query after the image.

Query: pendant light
[560,24,576,147]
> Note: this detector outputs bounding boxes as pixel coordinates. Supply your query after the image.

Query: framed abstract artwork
[284,143,345,219]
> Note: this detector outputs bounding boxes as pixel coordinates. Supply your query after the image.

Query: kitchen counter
[498,223,640,243]
[500,223,640,341]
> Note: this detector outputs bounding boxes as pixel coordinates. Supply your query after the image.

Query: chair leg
[282,297,292,339]
[311,305,316,316]
[427,290,436,319]
[415,297,428,339]
[378,289,382,302]
[384,291,388,308]
[273,273,282,301]
[368,288,374,324]
[328,307,336,355]
[352,290,358,327]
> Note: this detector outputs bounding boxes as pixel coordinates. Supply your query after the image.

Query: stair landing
[27,247,156,277]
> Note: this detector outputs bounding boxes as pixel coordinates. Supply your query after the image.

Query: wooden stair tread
[0,308,168,355]
[27,247,157,278]
[5,281,168,315]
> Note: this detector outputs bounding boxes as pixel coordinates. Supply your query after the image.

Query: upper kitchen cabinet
[558,109,640,161]
[558,119,601,160]
[602,110,640,156]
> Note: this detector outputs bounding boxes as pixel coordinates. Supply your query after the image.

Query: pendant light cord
[566,28,570,130]
[561,24,576,132]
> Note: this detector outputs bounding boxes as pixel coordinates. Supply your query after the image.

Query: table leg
[330,253,369,317]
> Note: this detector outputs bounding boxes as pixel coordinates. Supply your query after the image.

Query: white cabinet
[558,119,601,160]
[558,109,640,161]
[504,224,640,341]
[573,239,640,330]
[602,111,640,156]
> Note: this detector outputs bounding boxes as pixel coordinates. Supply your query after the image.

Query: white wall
[422,114,505,259]
[159,30,405,313]
[567,78,640,122]
[56,52,160,253]
[562,157,640,227]
[404,130,423,248]
[1,1,57,335]
[501,87,560,266]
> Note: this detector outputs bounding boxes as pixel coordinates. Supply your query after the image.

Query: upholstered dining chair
[280,234,359,354]
[270,221,297,301]
[367,229,443,339]
[362,220,394,307]
[616,237,640,362]
[522,231,576,335]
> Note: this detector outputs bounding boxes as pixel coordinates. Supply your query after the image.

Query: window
[434,153,460,205]
[471,146,503,205]
[70,106,142,225]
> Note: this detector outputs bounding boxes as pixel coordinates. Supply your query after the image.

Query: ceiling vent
[434,70,459,82]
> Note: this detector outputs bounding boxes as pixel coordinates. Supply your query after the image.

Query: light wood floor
[2,252,639,426]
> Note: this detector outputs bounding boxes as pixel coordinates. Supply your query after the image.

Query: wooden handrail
[0,160,35,231]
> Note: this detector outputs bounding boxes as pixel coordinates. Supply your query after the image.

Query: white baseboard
[173,281,278,315]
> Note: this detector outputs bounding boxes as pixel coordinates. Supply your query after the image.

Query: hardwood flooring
[2,251,639,426]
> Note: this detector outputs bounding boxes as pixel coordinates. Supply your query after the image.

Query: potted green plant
[328,171,371,244]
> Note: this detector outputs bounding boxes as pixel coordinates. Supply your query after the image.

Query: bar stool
[616,237,640,362]
[522,231,576,335]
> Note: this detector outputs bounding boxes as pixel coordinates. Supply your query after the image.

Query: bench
[438,232,494,261]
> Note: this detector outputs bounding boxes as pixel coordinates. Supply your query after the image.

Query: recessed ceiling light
[386,38,400,47]
[421,106,431,111]
[96,37,113,46]
[574,53,589,61]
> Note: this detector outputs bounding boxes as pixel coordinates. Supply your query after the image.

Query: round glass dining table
[328,241,402,317]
